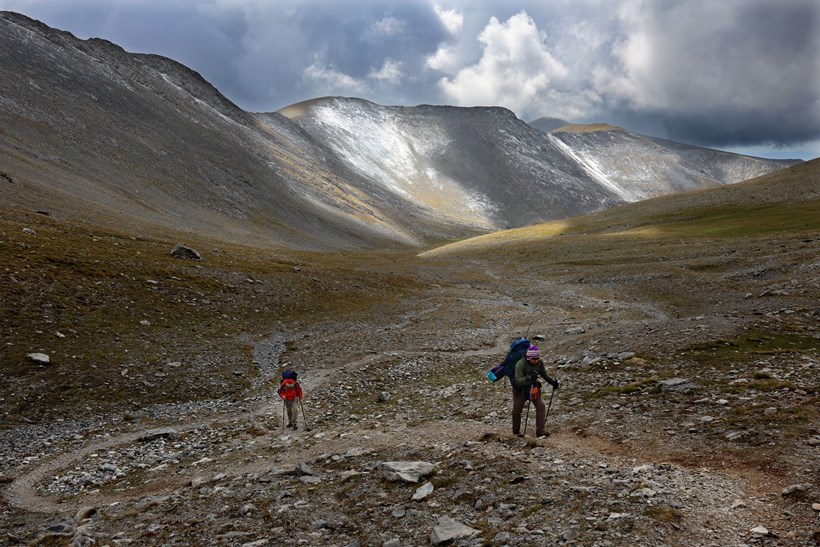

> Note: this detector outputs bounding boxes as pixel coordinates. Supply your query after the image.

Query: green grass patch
[687,332,819,363]
[590,377,658,398]
[636,201,820,238]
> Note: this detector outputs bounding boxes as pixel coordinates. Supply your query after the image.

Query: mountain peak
[552,122,623,133]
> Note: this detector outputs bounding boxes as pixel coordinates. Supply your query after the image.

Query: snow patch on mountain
[308,101,496,228]
[549,134,634,201]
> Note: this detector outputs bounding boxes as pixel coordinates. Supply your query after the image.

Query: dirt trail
[4,271,814,546]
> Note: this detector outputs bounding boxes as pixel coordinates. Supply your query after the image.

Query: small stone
[379,461,435,483]
[412,481,434,501]
[295,463,314,476]
[431,516,479,545]
[763,407,777,416]
[658,378,689,392]
[782,483,811,497]
[750,525,769,536]
[607,512,630,521]
[74,506,97,523]
[811,503,820,512]
[27,353,50,365]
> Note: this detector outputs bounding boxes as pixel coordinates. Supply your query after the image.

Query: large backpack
[278,378,298,401]
[487,338,530,389]
[278,370,299,401]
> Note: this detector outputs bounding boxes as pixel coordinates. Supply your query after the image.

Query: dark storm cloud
[602,0,820,149]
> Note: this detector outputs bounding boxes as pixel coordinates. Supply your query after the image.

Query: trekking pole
[522,400,531,437]
[298,399,312,432]
[282,400,286,431]
[545,362,558,427]
[544,386,555,425]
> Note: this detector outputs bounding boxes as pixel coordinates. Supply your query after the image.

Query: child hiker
[277,370,303,430]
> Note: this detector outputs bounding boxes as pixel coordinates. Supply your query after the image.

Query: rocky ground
[1,197,818,546]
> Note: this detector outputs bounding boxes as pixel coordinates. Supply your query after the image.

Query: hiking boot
[286,423,294,429]
[515,432,524,438]
[536,431,550,438]
[292,425,298,430]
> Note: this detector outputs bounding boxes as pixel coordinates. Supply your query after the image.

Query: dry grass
[0,205,423,427]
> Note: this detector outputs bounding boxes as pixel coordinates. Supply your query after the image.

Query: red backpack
[278,378,298,401]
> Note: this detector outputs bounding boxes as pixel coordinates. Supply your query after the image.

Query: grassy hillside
[421,159,819,258]
[0,206,423,427]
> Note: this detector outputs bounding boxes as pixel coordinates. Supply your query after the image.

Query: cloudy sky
[2,0,819,159]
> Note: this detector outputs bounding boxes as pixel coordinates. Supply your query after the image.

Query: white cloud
[425,6,464,73]
[368,58,404,84]
[425,44,459,73]
[434,5,463,35]
[437,11,568,117]
[303,59,368,94]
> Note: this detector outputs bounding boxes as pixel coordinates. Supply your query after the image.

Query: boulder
[431,516,479,545]
[171,244,202,260]
[27,353,50,365]
[379,461,435,483]
[658,378,690,392]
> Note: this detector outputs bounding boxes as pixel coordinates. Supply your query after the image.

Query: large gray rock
[27,352,50,365]
[658,378,690,392]
[431,516,479,545]
[171,244,202,260]
[379,461,435,483]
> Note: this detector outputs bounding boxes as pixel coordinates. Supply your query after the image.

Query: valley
[1,162,817,545]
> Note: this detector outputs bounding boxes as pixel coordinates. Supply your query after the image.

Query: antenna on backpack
[524,319,534,339]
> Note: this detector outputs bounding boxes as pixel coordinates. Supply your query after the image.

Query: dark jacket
[513,357,556,395]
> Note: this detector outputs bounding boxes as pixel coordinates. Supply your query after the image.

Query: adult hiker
[512,345,559,438]
[277,370,303,430]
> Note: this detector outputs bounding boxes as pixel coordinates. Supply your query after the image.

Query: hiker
[512,345,559,437]
[277,371,303,430]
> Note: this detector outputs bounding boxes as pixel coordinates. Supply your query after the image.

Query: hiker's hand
[549,379,559,390]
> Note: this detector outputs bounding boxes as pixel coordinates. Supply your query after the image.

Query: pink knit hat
[526,345,540,359]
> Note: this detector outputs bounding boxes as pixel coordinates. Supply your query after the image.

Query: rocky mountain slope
[0,11,800,252]
[548,124,798,201]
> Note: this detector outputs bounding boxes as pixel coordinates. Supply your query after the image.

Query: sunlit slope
[421,159,819,258]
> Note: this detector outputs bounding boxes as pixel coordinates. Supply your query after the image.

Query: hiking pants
[283,399,298,426]
[512,388,546,435]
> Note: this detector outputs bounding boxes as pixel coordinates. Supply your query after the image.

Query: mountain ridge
[0,11,801,251]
